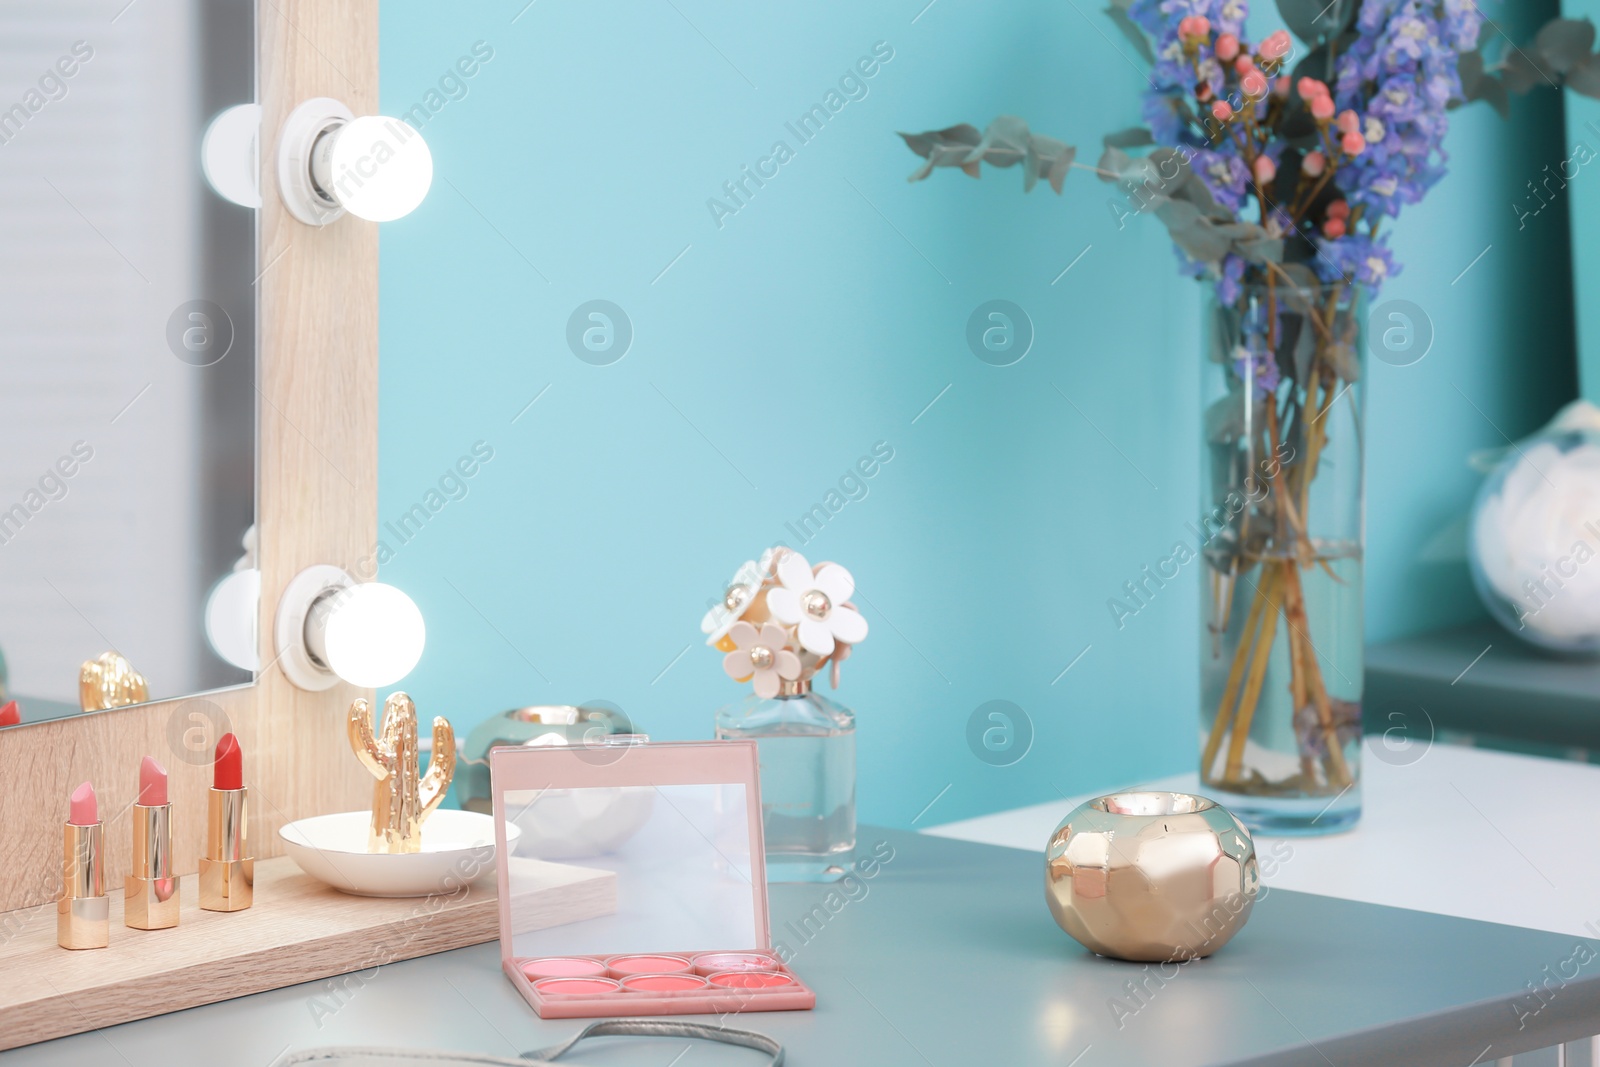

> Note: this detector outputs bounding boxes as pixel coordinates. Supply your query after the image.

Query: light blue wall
[378,1,1575,827]
[1564,0,1600,401]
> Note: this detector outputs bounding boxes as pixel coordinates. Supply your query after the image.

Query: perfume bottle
[715,678,855,883]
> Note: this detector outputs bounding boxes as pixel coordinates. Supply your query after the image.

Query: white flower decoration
[765,552,867,656]
[1474,438,1600,640]
[723,622,801,698]
[702,557,768,646]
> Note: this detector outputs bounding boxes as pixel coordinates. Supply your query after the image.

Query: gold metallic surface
[125,803,178,929]
[58,822,108,949]
[78,651,149,712]
[198,856,254,912]
[1045,792,1258,962]
[348,692,455,854]
[199,787,253,911]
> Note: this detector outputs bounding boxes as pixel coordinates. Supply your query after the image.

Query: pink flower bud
[1311,95,1336,120]
[1273,76,1291,99]
[1297,77,1328,101]
[1337,109,1360,135]
[1326,199,1350,220]
[1341,130,1366,156]
[1302,150,1326,177]
[1259,30,1292,61]
[1253,156,1277,184]
[1192,16,1210,36]
[1212,100,1234,123]
[1323,217,1346,239]
[1215,33,1240,61]
[1178,16,1197,37]
[1241,70,1268,98]
[1235,56,1255,75]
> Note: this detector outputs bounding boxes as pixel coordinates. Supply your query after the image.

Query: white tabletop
[926,742,1600,939]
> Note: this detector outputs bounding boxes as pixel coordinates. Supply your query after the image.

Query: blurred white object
[200,103,262,208]
[1470,401,1600,652]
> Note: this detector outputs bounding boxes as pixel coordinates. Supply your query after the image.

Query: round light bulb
[322,582,426,687]
[205,568,261,671]
[201,103,262,209]
[320,115,433,222]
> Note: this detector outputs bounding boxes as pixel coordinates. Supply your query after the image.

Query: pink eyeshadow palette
[605,954,692,977]
[513,953,813,1017]
[521,957,609,980]
[493,741,816,1019]
[691,951,781,975]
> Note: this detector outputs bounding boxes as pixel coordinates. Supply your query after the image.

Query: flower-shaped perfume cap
[766,552,868,657]
[701,556,769,646]
[722,622,802,699]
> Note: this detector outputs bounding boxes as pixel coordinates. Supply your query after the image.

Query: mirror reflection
[0,1,256,728]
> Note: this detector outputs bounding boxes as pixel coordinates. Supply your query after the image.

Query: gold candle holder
[348,692,455,854]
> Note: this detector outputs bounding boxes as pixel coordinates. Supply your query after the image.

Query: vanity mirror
[0,0,379,920]
[0,0,256,727]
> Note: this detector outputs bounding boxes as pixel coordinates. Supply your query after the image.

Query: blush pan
[521,957,609,980]
[620,973,710,993]
[709,970,794,989]
[606,954,691,977]
[692,951,780,975]
[533,977,621,995]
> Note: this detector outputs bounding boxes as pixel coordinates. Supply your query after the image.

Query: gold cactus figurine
[348,692,456,854]
[79,651,149,712]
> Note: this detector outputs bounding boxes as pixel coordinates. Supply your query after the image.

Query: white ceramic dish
[279,809,520,898]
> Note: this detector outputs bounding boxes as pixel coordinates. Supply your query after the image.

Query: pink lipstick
[200,733,252,911]
[58,781,108,949]
[126,756,178,929]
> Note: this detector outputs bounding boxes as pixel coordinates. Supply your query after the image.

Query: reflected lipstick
[58,781,109,949]
[199,733,253,911]
[126,756,178,929]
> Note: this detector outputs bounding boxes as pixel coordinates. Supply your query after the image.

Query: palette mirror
[0,0,257,728]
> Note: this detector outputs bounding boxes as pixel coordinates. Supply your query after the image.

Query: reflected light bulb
[205,568,261,671]
[321,582,425,687]
[201,103,262,209]
[313,115,433,222]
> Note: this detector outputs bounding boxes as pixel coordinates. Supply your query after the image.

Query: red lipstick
[213,732,242,790]
[126,756,178,929]
[58,781,108,949]
[200,733,252,911]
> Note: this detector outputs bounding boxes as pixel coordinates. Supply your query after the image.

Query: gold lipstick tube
[125,802,178,929]
[199,786,253,911]
[58,822,109,949]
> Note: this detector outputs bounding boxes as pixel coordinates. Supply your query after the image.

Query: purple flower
[1315,233,1401,289]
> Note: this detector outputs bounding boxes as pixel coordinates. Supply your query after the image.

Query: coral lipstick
[126,756,178,930]
[58,781,109,949]
[200,733,252,911]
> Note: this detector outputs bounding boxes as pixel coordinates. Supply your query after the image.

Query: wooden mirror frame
[0,2,377,914]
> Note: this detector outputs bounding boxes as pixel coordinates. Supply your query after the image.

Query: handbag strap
[523,1019,784,1065]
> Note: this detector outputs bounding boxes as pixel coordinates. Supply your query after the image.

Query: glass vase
[1199,279,1364,835]
[714,679,856,882]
